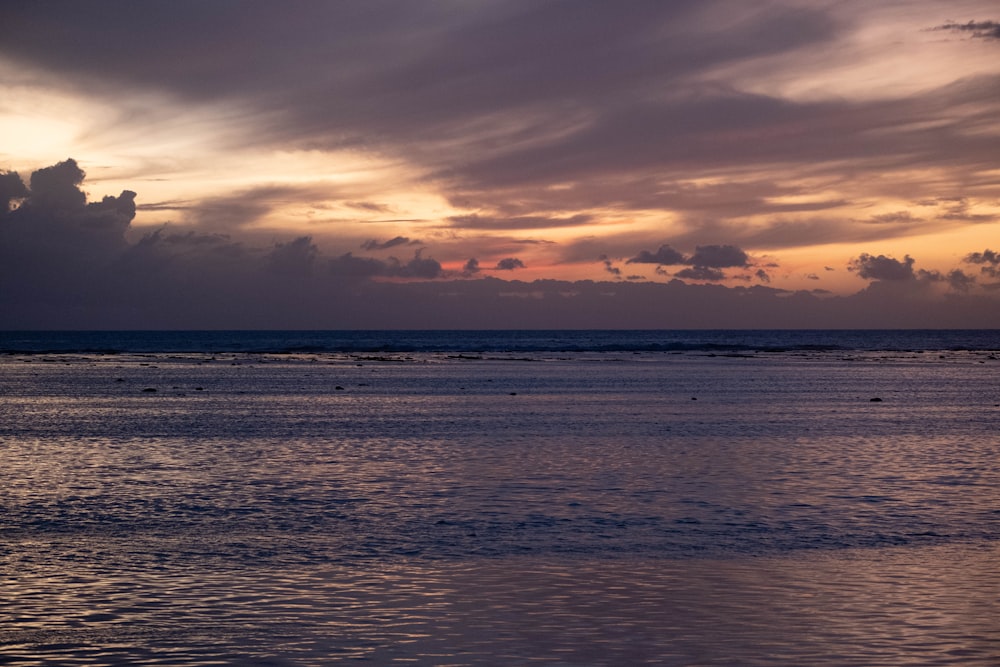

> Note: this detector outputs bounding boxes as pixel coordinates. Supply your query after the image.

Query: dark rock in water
[335,386,345,390]
[141,387,157,393]
[870,397,883,402]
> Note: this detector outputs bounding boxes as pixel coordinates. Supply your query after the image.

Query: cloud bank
[2,160,998,329]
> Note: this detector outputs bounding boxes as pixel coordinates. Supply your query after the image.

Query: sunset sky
[2,1,999,328]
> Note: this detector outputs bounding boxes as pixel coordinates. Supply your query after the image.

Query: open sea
[1,330,999,665]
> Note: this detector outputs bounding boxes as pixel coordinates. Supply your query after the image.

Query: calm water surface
[1,346,999,664]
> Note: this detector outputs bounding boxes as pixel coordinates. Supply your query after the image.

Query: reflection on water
[2,546,998,665]
[1,351,999,664]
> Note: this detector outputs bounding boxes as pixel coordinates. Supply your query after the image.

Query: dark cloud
[675,266,726,281]
[843,253,979,293]
[129,228,242,255]
[28,159,87,209]
[0,159,136,266]
[117,228,249,284]
[964,248,1000,277]
[755,269,771,283]
[463,258,481,275]
[494,257,526,271]
[398,251,443,279]
[361,236,413,251]
[627,244,686,265]
[625,243,751,274]
[932,20,1000,40]
[946,269,976,292]
[687,244,749,268]
[618,242,754,282]
[327,252,388,279]
[269,236,319,277]
[327,250,443,280]
[601,257,622,276]
[848,253,915,281]
[0,171,30,212]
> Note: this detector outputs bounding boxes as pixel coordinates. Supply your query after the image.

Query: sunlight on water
[1,349,998,664]
[1,547,997,665]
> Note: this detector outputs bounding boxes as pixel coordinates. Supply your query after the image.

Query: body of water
[1,330,999,664]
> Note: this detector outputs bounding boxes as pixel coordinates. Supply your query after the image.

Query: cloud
[327,249,443,279]
[946,269,976,292]
[494,257,526,271]
[269,236,319,277]
[327,252,388,279]
[117,227,249,284]
[184,185,307,231]
[687,244,749,268]
[346,201,392,213]
[0,159,136,266]
[463,258,481,275]
[932,20,1000,40]
[626,244,686,265]
[3,158,997,331]
[964,248,1000,277]
[361,236,413,251]
[934,197,996,223]
[601,257,622,276]
[399,251,443,279]
[621,242,753,282]
[863,211,922,225]
[0,171,30,212]
[848,253,915,281]
[625,243,752,269]
[675,266,726,281]
[447,214,592,230]
[843,252,980,294]
[28,159,88,209]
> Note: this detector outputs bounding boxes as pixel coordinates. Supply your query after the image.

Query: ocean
[1,330,999,665]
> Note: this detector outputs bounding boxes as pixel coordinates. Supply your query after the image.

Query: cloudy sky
[2,0,999,328]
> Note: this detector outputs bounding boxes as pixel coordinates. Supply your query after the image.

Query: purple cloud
[848,253,916,281]
[626,244,686,265]
[494,257,526,271]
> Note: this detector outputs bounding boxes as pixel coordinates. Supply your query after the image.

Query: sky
[1,0,999,329]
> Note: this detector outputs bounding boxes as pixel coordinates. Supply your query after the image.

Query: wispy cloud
[931,20,1000,40]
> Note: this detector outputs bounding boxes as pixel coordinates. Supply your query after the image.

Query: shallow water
[2,349,999,664]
